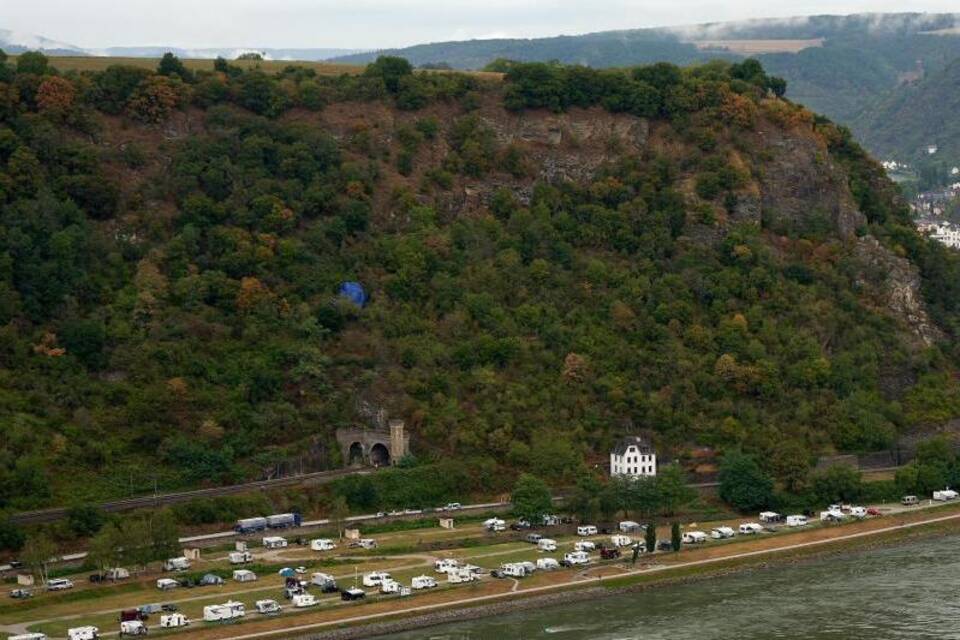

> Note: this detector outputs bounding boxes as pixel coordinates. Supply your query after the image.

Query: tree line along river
[386,533,960,639]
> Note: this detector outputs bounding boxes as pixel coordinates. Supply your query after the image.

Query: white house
[610,436,657,478]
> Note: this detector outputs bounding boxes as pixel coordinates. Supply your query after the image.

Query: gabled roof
[611,435,654,456]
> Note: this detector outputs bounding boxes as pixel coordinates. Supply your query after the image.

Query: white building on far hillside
[610,436,657,478]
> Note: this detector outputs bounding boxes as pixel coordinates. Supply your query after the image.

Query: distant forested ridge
[1,50,960,513]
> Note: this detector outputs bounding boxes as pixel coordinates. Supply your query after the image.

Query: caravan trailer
[710,527,736,539]
[758,511,781,523]
[618,521,642,533]
[233,570,257,582]
[934,489,959,501]
[610,534,633,547]
[362,571,391,587]
[574,540,596,552]
[255,600,281,615]
[292,593,318,608]
[162,557,191,572]
[203,601,245,622]
[562,551,590,566]
[536,557,560,570]
[159,613,190,628]
[119,621,147,637]
[738,523,763,535]
[434,559,460,574]
[229,551,252,565]
[10,634,48,640]
[67,627,99,640]
[310,539,336,552]
[577,525,598,536]
[448,567,479,584]
[682,531,707,544]
[311,572,338,592]
[483,518,506,532]
[786,515,809,527]
[262,536,288,550]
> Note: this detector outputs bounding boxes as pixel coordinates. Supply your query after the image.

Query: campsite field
[4,499,960,640]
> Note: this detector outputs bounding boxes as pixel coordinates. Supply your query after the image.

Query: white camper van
[786,515,809,527]
[292,593,318,608]
[574,540,596,552]
[362,571,391,587]
[203,601,245,622]
[310,538,336,552]
[411,575,437,590]
[710,527,735,539]
[563,551,590,565]
[537,538,558,552]
[738,522,763,535]
[483,518,506,532]
[577,525,598,537]
[67,627,99,640]
[434,558,460,574]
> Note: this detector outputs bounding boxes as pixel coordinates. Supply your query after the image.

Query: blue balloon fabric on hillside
[338,281,368,307]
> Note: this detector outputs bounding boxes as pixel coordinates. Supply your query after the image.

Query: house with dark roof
[610,436,656,478]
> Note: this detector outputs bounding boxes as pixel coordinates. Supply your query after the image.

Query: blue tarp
[338,281,368,307]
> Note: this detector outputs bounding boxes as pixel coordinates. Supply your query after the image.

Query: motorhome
[159,613,189,628]
[235,517,268,533]
[618,521,642,533]
[380,579,410,595]
[119,621,147,636]
[758,511,781,523]
[786,515,809,527]
[310,538,336,552]
[203,601,245,622]
[738,523,763,535]
[229,551,252,565]
[156,578,180,591]
[576,525,598,536]
[710,527,736,539]
[67,627,99,640]
[483,518,506,532]
[610,534,633,547]
[255,600,281,615]
[233,569,257,582]
[849,506,868,518]
[46,578,74,591]
[292,593,318,608]
[574,540,596,552]
[341,587,366,601]
[682,531,707,544]
[820,510,844,522]
[537,538,558,552]
[311,572,338,592]
[411,575,438,590]
[262,536,288,550]
[934,489,959,501]
[434,558,460,574]
[266,513,302,529]
[563,551,590,565]
[162,557,191,572]
[448,567,480,583]
[362,571,391,587]
[536,557,560,570]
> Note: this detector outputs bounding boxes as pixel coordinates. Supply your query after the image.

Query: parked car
[444,502,463,511]
[341,587,366,601]
[525,533,543,544]
[46,578,74,591]
[161,604,179,613]
[118,610,146,623]
[9,588,32,599]
[600,547,621,560]
[657,540,674,551]
[867,507,882,516]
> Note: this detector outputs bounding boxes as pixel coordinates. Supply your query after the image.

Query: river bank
[297,509,960,640]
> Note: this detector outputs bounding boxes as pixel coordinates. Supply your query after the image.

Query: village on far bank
[882,151,960,249]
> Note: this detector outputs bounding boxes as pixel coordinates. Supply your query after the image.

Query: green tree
[16,51,49,75]
[718,450,775,512]
[670,522,682,552]
[66,503,106,538]
[87,525,123,576]
[22,533,58,584]
[644,522,657,553]
[511,474,552,523]
[157,52,192,82]
[568,474,602,523]
[811,465,863,504]
[655,465,697,515]
[329,495,350,540]
[0,518,25,552]
[148,509,181,560]
[364,56,414,94]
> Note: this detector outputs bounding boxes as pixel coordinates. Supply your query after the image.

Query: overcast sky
[5,1,960,50]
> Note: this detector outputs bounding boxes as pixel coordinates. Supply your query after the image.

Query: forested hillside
[1,50,960,513]
[331,13,960,126]
[851,57,960,171]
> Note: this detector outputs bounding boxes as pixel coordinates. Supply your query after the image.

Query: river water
[388,534,960,640]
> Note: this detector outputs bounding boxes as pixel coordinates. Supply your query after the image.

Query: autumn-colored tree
[127,75,184,123]
[36,76,75,119]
